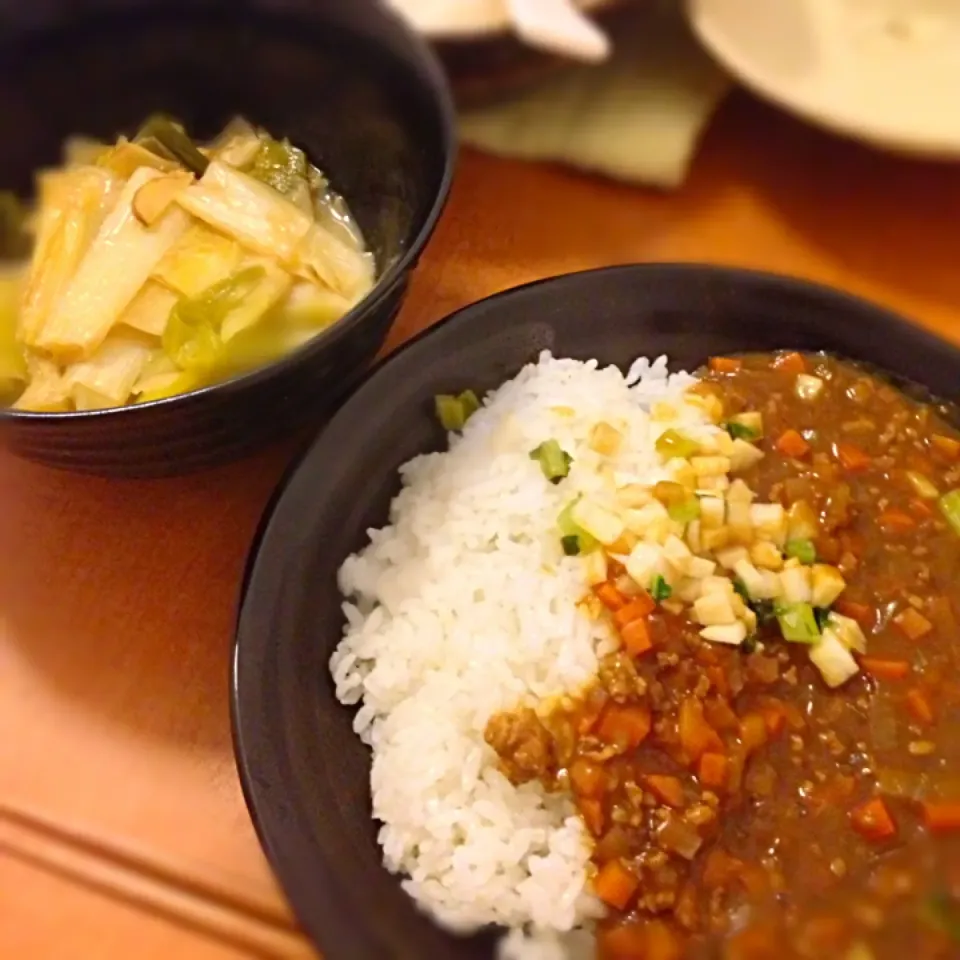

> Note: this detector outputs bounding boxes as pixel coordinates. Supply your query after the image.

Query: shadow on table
[0,438,300,751]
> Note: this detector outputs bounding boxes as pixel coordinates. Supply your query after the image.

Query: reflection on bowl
[0,0,456,476]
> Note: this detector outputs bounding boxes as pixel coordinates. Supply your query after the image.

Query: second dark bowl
[0,0,456,476]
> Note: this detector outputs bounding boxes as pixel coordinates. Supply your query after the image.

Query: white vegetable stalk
[35,167,190,361]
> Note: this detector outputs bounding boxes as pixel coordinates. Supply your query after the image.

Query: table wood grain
[4,93,960,957]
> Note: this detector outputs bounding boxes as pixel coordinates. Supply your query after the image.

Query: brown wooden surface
[3,93,960,957]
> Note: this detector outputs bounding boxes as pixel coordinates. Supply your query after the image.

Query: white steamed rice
[329,352,696,956]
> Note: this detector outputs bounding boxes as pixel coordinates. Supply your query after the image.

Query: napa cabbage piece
[281,280,356,331]
[175,161,373,298]
[18,166,119,346]
[34,167,190,362]
[63,331,154,409]
[249,137,312,213]
[152,223,244,298]
[13,355,68,412]
[162,266,268,371]
[118,281,179,337]
[220,257,293,342]
[97,138,180,179]
[0,265,27,388]
[207,117,262,169]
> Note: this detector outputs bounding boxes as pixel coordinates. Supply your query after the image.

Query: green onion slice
[529,439,572,484]
[775,601,821,644]
[939,489,960,536]
[655,429,699,460]
[785,538,817,564]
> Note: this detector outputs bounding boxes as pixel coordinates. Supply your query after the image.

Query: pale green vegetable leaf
[152,223,244,299]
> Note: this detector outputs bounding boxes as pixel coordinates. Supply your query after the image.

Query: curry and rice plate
[330,350,960,960]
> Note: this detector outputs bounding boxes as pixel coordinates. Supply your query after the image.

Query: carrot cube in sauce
[593,859,640,910]
[597,703,652,750]
[620,617,653,657]
[775,429,810,459]
[850,797,897,841]
[644,774,686,808]
[698,752,729,790]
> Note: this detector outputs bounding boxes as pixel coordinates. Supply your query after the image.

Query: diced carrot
[910,498,935,519]
[644,920,683,960]
[707,665,730,699]
[894,607,933,641]
[644,774,685,808]
[860,657,911,680]
[678,697,723,763]
[739,712,768,754]
[931,434,960,460]
[835,442,871,473]
[906,688,935,725]
[597,703,652,750]
[922,802,960,833]
[621,618,653,657]
[834,598,872,627]
[595,582,626,611]
[702,848,742,888]
[599,923,648,959]
[850,797,897,841]
[772,351,807,375]
[698,752,729,790]
[878,508,916,533]
[569,757,606,798]
[578,798,605,837]
[614,594,655,627]
[576,694,606,735]
[593,859,640,910]
[775,429,810,459]
[709,356,742,374]
[759,700,788,738]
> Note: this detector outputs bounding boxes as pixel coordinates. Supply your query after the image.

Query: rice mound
[329,352,695,952]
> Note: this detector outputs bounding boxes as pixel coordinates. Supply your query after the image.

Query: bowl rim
[2,2,458,424]
[230,262,960,960]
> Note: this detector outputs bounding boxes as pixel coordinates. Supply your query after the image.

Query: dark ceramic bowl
[0,0,456,476]
[231,264,960,960]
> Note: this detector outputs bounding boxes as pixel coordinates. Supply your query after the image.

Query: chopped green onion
[651,575,672,603]
[561,534,581,556]
[655,429,699,460]
[753,599,777,626]
[775,601,821,644]
[667,496,700,523]
[558,499,598,553]
[134,114,210,175]
[939,489,960,536]
[740,634,759,654]
[921,890,960,944]
[529,439,573,484]
[459,389,481,420]
[725,421,759,441]
[434,390,481,432]
[732,578,750,603]
[906,470,939,500]
[785,538,817,564]
[814,606,831,631]
[435,394,466,431]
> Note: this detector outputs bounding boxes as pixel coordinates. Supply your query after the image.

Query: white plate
[687,0,960,158]
[386,0,614,41]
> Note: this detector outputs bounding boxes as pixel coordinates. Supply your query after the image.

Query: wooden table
[4,92,960,958]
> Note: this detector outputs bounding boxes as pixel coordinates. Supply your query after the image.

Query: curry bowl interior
[232,265,960,960]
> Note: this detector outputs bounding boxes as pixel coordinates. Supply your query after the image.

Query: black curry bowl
[232,264,960,960]
[0,0,455,476]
